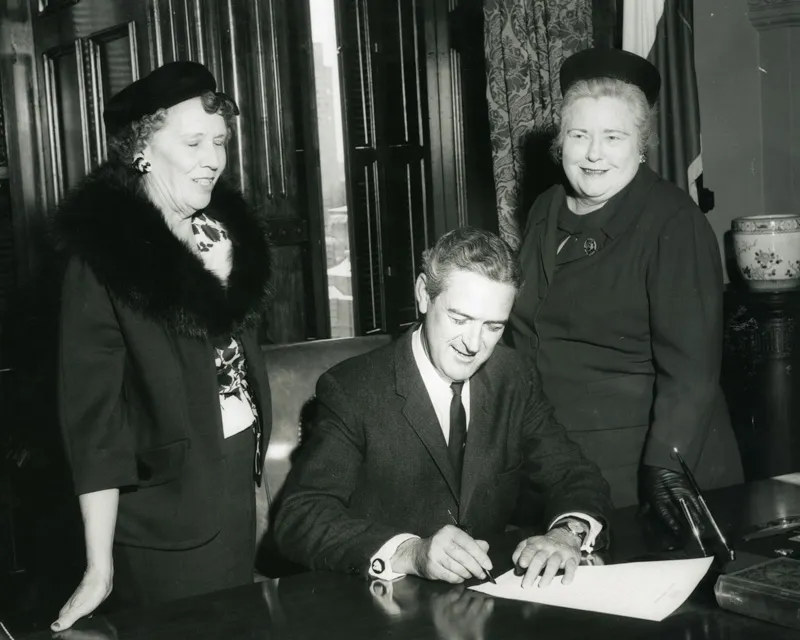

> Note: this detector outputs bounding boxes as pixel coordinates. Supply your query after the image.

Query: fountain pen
[673,447,736,561]
[447,510,497,584]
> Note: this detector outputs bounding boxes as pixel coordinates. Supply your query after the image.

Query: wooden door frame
[424,0,469,240]
[287,0,332,340]
[0,1,47,286]
[0,0,472,337]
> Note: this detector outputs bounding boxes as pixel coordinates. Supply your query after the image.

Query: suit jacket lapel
[518,187,561,304]
[538,187,563,290]
[459,366,498,518]
[394,330,460,503]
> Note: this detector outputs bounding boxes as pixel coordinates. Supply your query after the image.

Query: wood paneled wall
[0,74,12,327]
[1,0,491,345]
[2,0,320,345]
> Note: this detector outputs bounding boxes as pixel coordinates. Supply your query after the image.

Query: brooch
[583,237,598,256]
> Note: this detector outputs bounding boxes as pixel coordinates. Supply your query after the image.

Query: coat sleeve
[273,372,405,577]
[58,257,137,494]
[519,363,613,539]
[644,206,724,472]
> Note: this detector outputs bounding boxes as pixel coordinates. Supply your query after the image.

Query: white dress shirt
[367,328,603,580]
[411,327,471,442]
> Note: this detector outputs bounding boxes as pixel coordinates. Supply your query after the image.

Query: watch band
[551,518,588,545]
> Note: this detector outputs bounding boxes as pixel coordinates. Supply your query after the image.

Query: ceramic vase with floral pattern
[732,214,800,290]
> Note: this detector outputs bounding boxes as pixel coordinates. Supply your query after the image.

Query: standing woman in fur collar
[50,62,272,630]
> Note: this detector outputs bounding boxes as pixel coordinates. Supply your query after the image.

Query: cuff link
[371,558,386,574]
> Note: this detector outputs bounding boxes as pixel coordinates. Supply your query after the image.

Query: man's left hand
[512,529,581,588]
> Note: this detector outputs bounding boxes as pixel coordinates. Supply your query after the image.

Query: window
[338,0,433,334]
[290,0,434,338]
[309,0,354,338]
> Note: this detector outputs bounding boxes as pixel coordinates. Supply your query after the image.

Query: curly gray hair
[551,77,658,162]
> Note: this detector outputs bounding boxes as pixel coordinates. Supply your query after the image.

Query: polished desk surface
[10,477,800,640]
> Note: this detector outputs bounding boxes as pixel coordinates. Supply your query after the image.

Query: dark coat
[274,328,612,577]
[507,166,742,507]
[53,163,272,550]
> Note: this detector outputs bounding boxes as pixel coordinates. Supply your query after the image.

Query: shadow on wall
[518,128,565,230]
[0,219,84,626]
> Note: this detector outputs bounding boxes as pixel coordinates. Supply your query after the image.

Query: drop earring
[133,156,151,174]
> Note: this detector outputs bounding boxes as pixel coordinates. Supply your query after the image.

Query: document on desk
[469,557,713,622]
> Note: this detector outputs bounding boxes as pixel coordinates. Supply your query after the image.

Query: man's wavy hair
[106,90,238,165]
[421,227,522,301]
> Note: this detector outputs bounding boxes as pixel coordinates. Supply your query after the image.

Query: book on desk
[716,557,800,630]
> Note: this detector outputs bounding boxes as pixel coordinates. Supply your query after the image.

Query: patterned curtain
[484,0,593,249]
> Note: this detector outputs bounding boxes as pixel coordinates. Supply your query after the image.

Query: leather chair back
[255,334,392,572]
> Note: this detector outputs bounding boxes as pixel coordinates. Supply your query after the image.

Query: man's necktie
[449,381,467,489]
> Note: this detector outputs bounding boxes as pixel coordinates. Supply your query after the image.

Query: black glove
[640,465,704,535]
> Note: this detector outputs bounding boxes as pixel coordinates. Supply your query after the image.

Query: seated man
[274,228,612,588]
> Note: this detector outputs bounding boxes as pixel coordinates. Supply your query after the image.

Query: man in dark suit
[275,228,612,588]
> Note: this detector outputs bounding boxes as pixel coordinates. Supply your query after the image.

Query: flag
[622,0,706,208]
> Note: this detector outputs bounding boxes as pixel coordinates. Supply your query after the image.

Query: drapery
[624,0,704,205]
[484,0,593,249]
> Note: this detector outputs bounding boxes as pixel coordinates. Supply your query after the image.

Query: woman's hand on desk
[51,565,113,632]
[512,529,581,588]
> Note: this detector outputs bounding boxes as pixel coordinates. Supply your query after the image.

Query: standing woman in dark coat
[507,49,742,528]
[50,62,272,630]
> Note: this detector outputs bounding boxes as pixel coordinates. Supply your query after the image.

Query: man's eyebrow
[447,308,507,325]
[447,308,473,319]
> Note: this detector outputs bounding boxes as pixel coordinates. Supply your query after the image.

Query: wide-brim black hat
[559,48,661,106]
[103,61,239,137]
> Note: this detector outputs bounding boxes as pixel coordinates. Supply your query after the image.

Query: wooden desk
[10,478,800,640]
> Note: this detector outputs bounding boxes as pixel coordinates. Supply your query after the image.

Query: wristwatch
[550,518,588,546]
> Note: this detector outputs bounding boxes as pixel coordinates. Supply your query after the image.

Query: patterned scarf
[192,213,258,432]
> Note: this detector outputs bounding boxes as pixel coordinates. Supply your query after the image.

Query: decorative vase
[731,214,800,290]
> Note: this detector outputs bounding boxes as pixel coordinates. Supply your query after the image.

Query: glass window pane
[310,0,354,338]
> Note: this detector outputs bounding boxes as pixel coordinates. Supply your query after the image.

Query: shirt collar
[411,327,470,397]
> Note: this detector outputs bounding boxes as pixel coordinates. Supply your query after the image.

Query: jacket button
[349,566,359,574]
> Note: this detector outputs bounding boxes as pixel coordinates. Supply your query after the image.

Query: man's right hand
[391,525,493,583]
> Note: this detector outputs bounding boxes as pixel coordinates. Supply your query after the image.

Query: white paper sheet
[469,557,713,622]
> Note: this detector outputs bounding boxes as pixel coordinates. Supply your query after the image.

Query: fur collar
[52,163,272,340]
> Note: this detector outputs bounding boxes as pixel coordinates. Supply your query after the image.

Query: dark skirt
[111,427,256,608]
[552,387,743,508]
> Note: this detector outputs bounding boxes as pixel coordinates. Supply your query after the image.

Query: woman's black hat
[103,61,239,137]
[559,48,661,106]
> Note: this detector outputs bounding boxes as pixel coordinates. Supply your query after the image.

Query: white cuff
[548,512,603,553]
[368,533,419,580]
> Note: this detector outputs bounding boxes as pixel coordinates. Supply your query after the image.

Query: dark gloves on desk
[640,465,704,536]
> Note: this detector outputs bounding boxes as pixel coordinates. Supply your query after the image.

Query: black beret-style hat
[559,48,661,106]
[103,61,239,137]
